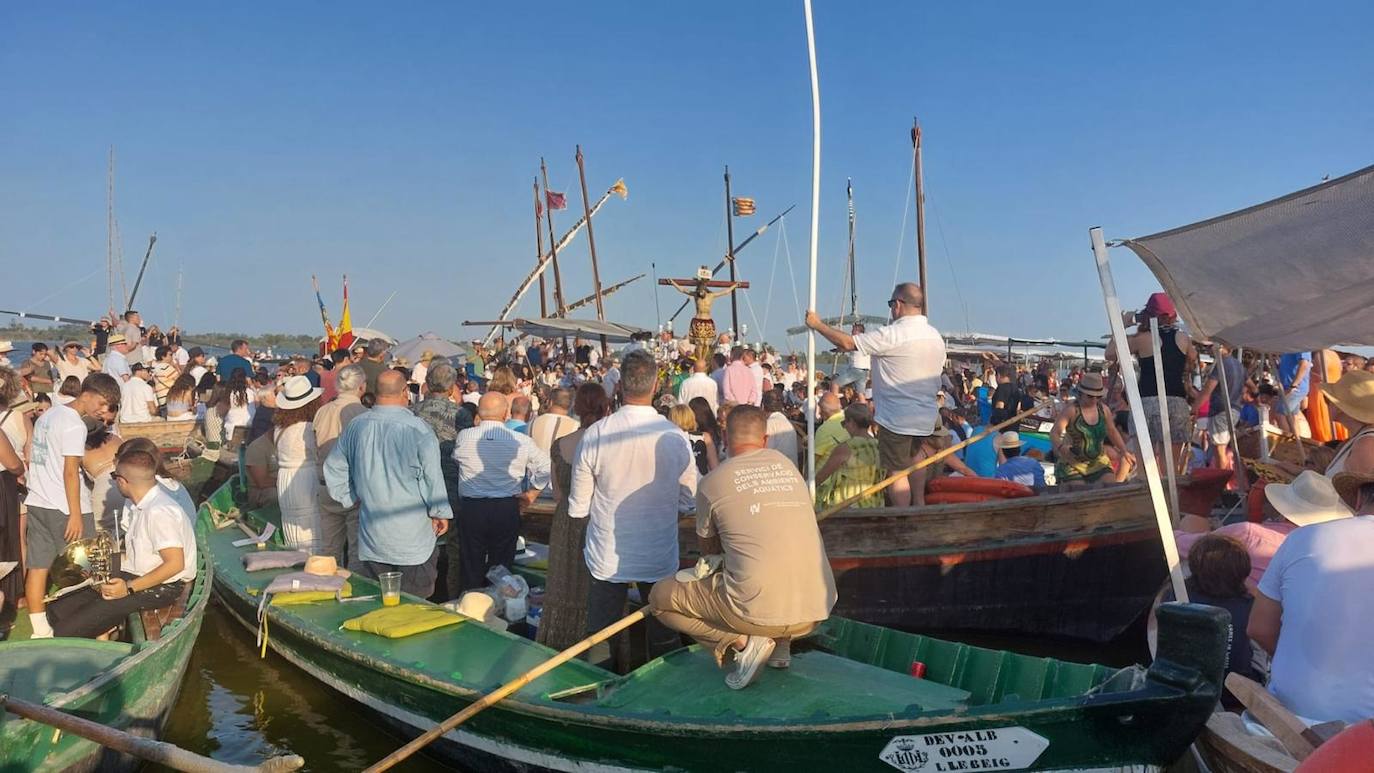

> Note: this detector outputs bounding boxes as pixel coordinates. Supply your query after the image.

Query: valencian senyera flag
[337,275,355,351]
[546,190,568,211]
[732,196,756,216]
[312,274,338,352]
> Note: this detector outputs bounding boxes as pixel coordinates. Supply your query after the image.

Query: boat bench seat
[135,582,194,642]
[596,646,971,720]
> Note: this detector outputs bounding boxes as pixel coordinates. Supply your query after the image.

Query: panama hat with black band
[275,375,323,410]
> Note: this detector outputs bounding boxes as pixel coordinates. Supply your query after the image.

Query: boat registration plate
[879,726,1048,772]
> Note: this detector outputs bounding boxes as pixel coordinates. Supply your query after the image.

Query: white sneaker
[0,561,16,581]
[725,636,775,690]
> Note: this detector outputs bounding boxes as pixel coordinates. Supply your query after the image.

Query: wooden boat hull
[205,477,1226,772]
[0,531,212,771]
[1192,712,1297,773]
[525,484,1167,641]
[116,417,197,451]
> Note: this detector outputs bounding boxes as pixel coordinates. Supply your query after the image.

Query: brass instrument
[45,531,117,601]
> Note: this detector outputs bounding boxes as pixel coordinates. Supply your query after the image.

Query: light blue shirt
[103,349,132,382]
[454,420,551,499]
[324,405,453,566]
[994,455,1046,491]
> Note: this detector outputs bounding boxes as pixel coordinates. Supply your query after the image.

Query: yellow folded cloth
[272,582,352,606]
[341,604,465,638]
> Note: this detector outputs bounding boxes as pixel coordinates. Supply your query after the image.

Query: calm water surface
[160,602,448,772]
[159,600,1148,772]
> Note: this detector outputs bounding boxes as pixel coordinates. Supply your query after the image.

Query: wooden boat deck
[0,639,134,703]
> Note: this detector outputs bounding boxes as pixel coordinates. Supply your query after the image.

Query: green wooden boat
[0,513,213,771]
[204,476,1228,771]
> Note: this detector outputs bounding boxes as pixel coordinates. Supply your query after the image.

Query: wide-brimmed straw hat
[106,333,127,346]
[275,375,323,410]
[1077,372,1106,397]
[1264,470,1353,527]
[0,341,12,354]
[1322,370,1374,426]
[303,555,338,576]
[994,431,1022,450]
[1332,470,1374,509]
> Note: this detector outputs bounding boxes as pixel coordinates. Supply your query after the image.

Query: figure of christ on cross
[660,273,749,364]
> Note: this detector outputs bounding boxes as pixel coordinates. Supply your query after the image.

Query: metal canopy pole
[1214,343,1250,494]
[1090,227,1188,603]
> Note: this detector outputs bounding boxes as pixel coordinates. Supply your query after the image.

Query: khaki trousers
[649,574,817,665]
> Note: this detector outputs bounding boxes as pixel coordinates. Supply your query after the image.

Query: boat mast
[174,264,183,328]
[847,177,857,324]
[912,118,928,314]
[539,158,568,319]
[106,146,116,316]
[803,0,821,496]
[576,145,609,358]
[533,177,548,318]
[724,165,740,342]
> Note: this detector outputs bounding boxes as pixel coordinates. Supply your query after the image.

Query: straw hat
[1331,470,1374,509]
[106,333,127,346]
[303,555,338,576]
[62,340,80,350]
[1264,470,1354,527]
[454,591,508,631]
[1077,372,1107,397]
[1322,370,1374,426]
[0,341,12,354]
[994,431,1022,450]
[275,375,323,410]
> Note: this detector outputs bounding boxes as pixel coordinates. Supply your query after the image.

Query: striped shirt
[453,420,551,499]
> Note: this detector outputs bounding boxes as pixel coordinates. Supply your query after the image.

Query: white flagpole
[1149,317,1181,517]
[802,0,822,496]
[1090,227,1188,603]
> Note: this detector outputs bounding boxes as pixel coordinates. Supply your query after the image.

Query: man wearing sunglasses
[47,449,196,638]
[805,282,945,507]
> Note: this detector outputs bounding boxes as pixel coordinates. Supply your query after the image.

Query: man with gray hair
[359,338,390,397]
[570,348,697,669]
[314,363,368,568]
[415,362,465,597]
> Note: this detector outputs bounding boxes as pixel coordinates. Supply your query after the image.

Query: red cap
[1143,292,1177,320]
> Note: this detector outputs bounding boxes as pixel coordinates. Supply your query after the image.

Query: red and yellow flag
[337,275,355,350]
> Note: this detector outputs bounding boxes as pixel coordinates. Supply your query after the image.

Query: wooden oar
[364,609,651,772]
[1223,673,1349,760]
[1,692,304,772]
[817,400,1053,522]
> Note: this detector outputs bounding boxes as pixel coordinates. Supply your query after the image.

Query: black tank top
[1138,327,1187,398]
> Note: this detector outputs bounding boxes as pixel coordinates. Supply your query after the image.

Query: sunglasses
[887,298,901,308]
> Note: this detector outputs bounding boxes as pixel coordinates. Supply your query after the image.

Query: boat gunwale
[207,505,1203,738]
[38,518,214,711]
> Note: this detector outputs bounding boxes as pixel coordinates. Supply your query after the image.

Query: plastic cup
[379,571,402,607]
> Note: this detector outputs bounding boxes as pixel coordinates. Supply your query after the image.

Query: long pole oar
[364,609,651,772]
[817,400,1052,522]
[1,693,303,772]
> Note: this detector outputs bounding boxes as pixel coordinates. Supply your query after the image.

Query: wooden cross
[657,278,750,288]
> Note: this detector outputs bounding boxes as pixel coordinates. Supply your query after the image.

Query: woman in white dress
[222,370,256,450]
[272,376,324,553]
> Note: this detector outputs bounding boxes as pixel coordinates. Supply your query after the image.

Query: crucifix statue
[660,267,749,363]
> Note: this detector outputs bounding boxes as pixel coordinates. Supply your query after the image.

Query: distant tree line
[0,321,318,351]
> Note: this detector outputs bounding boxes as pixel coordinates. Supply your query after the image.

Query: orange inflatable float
[1295,718,1374,771]
[926,477,1036,500]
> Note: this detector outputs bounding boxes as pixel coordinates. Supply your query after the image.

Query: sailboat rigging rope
[779,218,804,331]
[760,224,784,341]
[27,266,104,311]
[891,156,916,288]
[929,194,973,333]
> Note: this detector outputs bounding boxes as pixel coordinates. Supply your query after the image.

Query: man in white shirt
[23,373,122,638]
[601,358,621,401]
[569,349,697,668]
[119,364,158,424]
[762,391,800,469]
[806,282,945,506]
[452,392,550,594]
[678,358,720,413]
[1248,470,1374,723]
[102,333,134,383]
[185,347,209,385]
[47,449,197,638]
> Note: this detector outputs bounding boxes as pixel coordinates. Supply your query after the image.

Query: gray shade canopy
[391,332,470,363]
[474,317,646,343]
[1123,164,1374,352]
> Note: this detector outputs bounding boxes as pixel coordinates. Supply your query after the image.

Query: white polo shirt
[122,486,198,583]
[852,314,945,436]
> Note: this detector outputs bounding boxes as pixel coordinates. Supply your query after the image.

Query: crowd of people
[1,283,1370,712]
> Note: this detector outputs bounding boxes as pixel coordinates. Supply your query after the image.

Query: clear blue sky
[3,2,1371,348]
